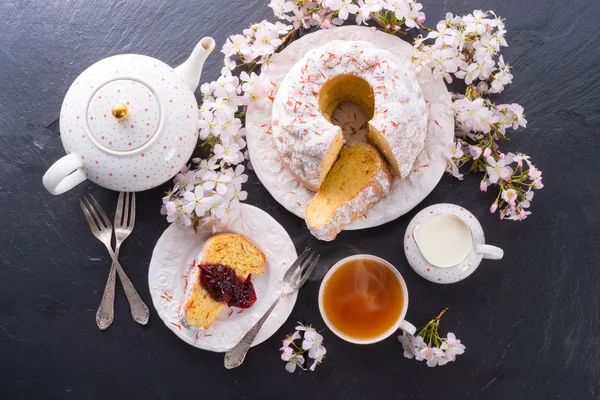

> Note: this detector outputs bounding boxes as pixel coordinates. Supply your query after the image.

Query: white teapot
[43,37,215,195]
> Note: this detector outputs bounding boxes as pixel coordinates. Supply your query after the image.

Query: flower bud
[490,203,498,213]
[519,209,526,220]
[417,14,426,24]
[480,180,487,192]
[483,148,492,158]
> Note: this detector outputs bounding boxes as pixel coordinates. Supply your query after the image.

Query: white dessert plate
[246,26,454,230]
[148,203,298,352]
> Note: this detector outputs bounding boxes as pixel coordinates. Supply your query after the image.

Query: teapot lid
[85,77,163,155]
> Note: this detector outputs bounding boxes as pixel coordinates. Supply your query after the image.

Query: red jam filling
[199,264,257,308]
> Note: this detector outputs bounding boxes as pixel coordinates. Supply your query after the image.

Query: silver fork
[80,195,150,327]
[224,248,320,369]
[95,192,147,329]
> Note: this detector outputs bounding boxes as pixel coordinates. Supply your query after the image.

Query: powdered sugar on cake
[245,26,454,230]
[271,40,428,190]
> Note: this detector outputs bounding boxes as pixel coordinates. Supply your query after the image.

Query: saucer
[404,204,486,284]
[148,203,298,352]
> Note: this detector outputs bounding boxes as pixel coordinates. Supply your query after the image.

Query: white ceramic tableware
[404,204,504,284]
[246,26,454,229]
[148,203,298,352]
[43,37,215,195]
[318,254,416,345]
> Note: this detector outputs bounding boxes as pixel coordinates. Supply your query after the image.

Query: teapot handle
[43,153,87,195]
[475,244,504,260]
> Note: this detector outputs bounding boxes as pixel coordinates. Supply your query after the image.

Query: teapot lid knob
[111,103,128,120]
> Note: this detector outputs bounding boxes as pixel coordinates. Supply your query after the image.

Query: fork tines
[289,249,320,289]
[80,194,112,233]
[114,192,135,229]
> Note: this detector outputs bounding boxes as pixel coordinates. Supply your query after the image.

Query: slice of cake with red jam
[183,233,266,329]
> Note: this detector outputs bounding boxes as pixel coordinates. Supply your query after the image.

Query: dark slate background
[1,0,599,398]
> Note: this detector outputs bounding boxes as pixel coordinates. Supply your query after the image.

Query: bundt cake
[305,142,392,241]
[183,233,266,329]
[271,40,428,191]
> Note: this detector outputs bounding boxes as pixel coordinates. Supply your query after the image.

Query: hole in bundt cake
[319,74,375,125]
[317,75,376,186]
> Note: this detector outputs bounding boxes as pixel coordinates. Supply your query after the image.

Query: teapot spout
[175,37,215,92]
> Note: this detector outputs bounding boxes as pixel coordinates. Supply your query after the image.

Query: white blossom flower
[287,5,312,29]
[165,200,192,227]
[268,0,294,18]
[222,34,251,58]
[221,56,237,76]
[469,145,483,159]
[444,141,464,160]
[486,156,513,183]
[274,21,293,34]
[182,186,207,216]
[405,1,424,28]
[528,165,542,180]
[253,23,283,55]
[280,344,293,360]
[173,170,198,192]
[326,0,359,21]
[197,158,219,176]
[309,354,324,371]
[303,329,326,359]
[284,354,305,373]
[257,54,274,72]
[419,346,435,361]
[355,0,382,25]
[213,74,239,98]
[454,98,498,133]
[522,190,534,208]
[197,111,217,140]
[213,142,242,165]
[398,333,426,360]
[200,79,215,94]
[204,172,232,195]
[426,347,449,367]
[501,188,518,206]
[508,152,530,168]
[508,103,527,129]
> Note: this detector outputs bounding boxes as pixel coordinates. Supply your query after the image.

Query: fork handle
[95,244,123,330]
[104,245,150,325]
[224,295,281,369]
[96,262,117,330]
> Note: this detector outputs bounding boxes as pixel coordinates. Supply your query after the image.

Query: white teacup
[404,203,504,284]
[318,254,416,345]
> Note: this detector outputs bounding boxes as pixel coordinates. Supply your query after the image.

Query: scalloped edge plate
[148,203,298,352]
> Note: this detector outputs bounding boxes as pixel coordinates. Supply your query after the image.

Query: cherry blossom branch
[163,2,542,229]
[399,308,465,367]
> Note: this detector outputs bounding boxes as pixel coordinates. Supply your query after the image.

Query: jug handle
[476,244,504,260]
[43,153,87,195]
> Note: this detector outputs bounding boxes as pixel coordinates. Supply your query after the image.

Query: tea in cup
[318,255,415,344]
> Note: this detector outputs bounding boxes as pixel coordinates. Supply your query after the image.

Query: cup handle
[476,244,504,260]
[399,320,416,335]
[43,153,87,195]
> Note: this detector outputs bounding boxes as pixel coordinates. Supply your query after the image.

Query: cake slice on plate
[305,142,392,241]
[183,233,266,329]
